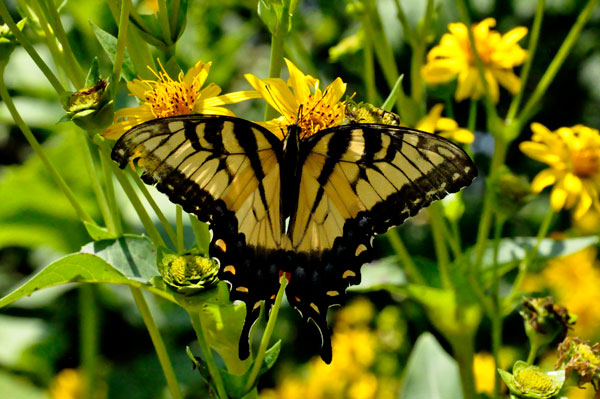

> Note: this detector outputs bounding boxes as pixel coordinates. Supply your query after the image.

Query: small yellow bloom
[473,352,496,395]
[520,123,600,219]
[416,104,474,143]
[422,18,527,102]
[245,58,347,140]
[49,369,84,399]
[102,60,258,139]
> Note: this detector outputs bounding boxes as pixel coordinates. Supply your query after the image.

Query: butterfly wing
[111,115,285,359]
[286,124,477,362]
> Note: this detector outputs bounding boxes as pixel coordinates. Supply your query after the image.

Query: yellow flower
[49,369,84,399]
[416,104,474,143]
[102,60,258,139]
[473,352,495,395]
[520,123,600,219]
[245,58,347,140]
[543,247,600,339]
[422,18,527,102]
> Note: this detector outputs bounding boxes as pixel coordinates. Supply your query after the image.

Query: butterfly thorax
[280,124,303,234]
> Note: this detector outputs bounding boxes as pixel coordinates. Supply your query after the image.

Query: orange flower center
[142,71,200,118]
[572,148,600,177]
[295,95,345,138]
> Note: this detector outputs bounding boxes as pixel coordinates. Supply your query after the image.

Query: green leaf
[128,14,168,48]
[85,58,101,87]
[0,370,46,399]
[178,283,250,374]
[381,75,404,111]
[476,236,599,284]
[349,256,407,292]
[399,333,463,399]
[83,221,116,241]
[89,22,136,81]
[80,235,160,283]
[169,0,189,42]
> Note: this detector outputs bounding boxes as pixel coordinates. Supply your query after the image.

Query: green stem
[455,0,499,121]
[0,68,93,224]
[491,216,505,397]
[128,170,178,248]
[386,228,425,285]
[130,288,183,399]
[245,275,288,392]
[176,205,184,252]
[428,202,452,289]
[168,0,181,38]
[392,0,415,47]
[502,207,554,315]
[409,0,433,108]
[526,339,540,365]
[189,312,229,399]
[451,335,477,399]
[506,0,545,123]
[80,133,114,232]
[97,140,165,247]
[473,137,509,270]
[25,0,71,87]
[467,99,477,133]
[111,0,132,98]
[98,140,123,236]
[263,0,292,121]
[157,0,173,46]
[517,0,599,125]
[189,215,210,254]
[0,2,65,95]
[79,285,98,399]
[42,0,84,87]
[363,27,377,105]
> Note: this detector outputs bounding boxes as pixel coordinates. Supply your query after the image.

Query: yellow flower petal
[531,169,558,193]
[285,58,311,103]
[550,185,568,210]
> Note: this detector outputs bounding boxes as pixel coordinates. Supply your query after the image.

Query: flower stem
[387,228,425,285]
[517,0,599,124]
[129,170,177,248]
[244,275,288,392]
[130,287,183,399]
[526,339,540,365]
[189,311,229,399]
[0,2,65,95]
[189,215,210,254]
[467,99,478,133]
[491,216,505,397]
[428,202,452,289]
[0,68,94,225]
[42,0,85,87]
[363,28,377,104]
[450,335,477,399]
[79,285,98,399]
[503,207,554,315]
[98,140,123,236]
[506,0,545,123]
[111,0,132,98]
[176,205,184,252]
[157,0,173,46]
[264,1,291,121]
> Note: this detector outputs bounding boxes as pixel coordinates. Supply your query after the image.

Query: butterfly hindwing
[284,124,477,361]
[111,115,285,359]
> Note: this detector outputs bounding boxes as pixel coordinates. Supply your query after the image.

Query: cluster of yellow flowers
[261,298,398,399]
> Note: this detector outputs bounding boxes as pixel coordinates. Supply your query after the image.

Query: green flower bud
[62,79,114,133]
[0,19,26,66]
[520,297,575,349]
[490,166,533,219]
[158,248,219,295]
[499,361,565,399]
[345,99,402,126]
[556,337,600,392]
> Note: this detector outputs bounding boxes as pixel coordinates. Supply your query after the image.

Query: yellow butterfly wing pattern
[112,115,477,363]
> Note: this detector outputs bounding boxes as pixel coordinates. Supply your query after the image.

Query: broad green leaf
[0,370,46,399]
[350,256,407,292]
[399,333,463,399]
[89,22,136,81]
[178,283,249,374]
[477,236,599,268]
[80,235,159,283]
